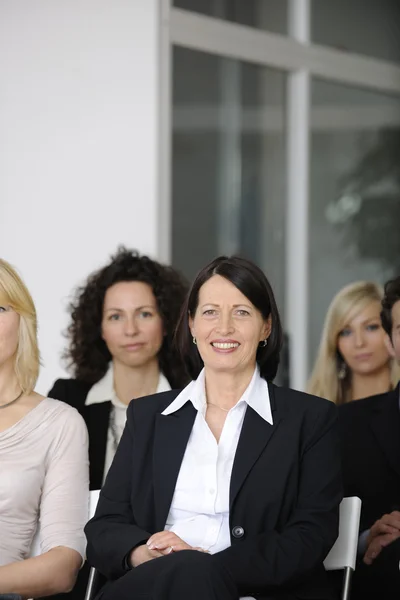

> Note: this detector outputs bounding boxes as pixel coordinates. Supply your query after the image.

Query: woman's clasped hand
[130,532,208,566]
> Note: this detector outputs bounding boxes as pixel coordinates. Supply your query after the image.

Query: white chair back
[88,489,101,519]
[29,489,101,558]
[324,496,361,571]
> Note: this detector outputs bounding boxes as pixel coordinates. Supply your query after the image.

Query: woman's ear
[188,314,194,339]
[261,315,272,341]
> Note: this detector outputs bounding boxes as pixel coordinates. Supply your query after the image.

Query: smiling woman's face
[189,275,270,378]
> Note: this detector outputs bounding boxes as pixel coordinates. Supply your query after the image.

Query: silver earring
[259,339,268,348]
[192,336,197,345]
[338,362,347,380]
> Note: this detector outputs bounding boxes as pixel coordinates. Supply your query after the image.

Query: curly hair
[64,247,189,388]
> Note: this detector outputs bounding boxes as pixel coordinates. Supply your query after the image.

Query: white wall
[0,0,164,393]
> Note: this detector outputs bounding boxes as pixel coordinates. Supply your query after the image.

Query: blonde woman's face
[0,304,19,368]
[101,281,164,369]
[337,300,390,377]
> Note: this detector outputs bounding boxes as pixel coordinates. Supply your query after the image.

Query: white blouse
[162,367,272,552]
[85,364,171,480]
[162,368,272,600]
[0,398,89,566]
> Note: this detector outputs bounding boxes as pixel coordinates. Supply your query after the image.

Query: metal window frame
[157,0,173,264]
[286,0,311,390]
[170,8,400,92]
[162,2,400,390]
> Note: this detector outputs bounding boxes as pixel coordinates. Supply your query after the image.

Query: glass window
[309,78,400,367]
[312,0,400,63]
[172,46,287,319]
[173,0,287,35]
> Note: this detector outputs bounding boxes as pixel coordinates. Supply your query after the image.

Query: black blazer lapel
[82,401,112,490]
[230,383,282,509]
[153,401,197,531]
[369,385,400,480]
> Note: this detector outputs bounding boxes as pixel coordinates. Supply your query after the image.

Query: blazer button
[232,526,245,539]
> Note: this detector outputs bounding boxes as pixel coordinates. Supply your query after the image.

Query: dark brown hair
[381,276,400,338]
[64,247,189,387]
[175,255,283,382]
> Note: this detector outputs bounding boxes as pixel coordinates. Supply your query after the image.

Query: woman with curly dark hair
[49,247,189,491]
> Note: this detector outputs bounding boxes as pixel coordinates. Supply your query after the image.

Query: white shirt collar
[85,363,171,408]
[161,366,273,425]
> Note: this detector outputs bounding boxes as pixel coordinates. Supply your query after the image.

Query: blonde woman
[308,281,400,404]
[0,259,89,599]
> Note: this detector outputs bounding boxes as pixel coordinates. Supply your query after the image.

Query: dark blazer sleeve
[48,378,91,411]
[214,400,342,590]
[85,400,151,580]
[48,379,69,403]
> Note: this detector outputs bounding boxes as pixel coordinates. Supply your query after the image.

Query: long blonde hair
[0,259,40,394]
[308,281,400,404]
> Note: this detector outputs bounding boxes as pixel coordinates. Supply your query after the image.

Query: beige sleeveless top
[0,398,89,566]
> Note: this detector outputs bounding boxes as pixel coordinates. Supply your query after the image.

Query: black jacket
[85,385,342,599]
[337,384,400,599]
[338,384,400,534]
[49,378,111,490]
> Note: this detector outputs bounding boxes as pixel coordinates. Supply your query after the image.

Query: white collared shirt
[162,366,272,555]
[86,363,171,481]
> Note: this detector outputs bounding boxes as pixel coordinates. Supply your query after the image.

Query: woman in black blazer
[49,247,189,490]
[85,256,343,600]
[46,248,188,600]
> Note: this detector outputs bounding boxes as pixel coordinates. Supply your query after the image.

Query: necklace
[206,401,231,413]
[0,390,24,409]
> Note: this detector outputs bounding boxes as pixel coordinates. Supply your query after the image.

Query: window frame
[162,0,400,389]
